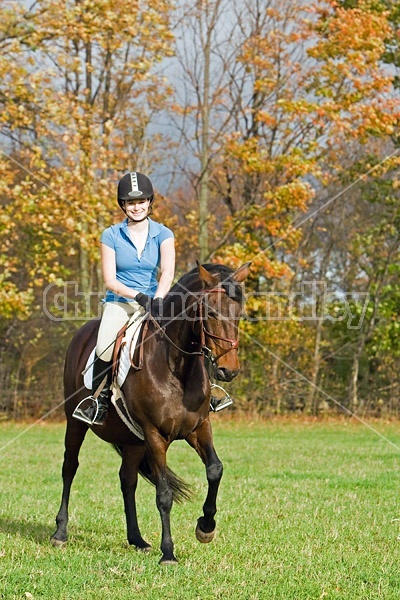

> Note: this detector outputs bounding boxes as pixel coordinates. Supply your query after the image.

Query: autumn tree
[167,0,242,261]
[0,0,176,415]
[1,0,399,417]
[203,0,398,412]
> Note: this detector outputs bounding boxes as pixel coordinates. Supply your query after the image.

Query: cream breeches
[96,301,145,362]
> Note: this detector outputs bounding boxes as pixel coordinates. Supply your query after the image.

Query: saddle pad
[116,314,146,388]
[83,313,146,390]
[82,313,146,440]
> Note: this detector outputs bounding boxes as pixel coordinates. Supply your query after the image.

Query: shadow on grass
[0,516,52,542]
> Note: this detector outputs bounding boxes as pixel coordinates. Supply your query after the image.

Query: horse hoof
[51,537,67,548]
[137,545,152,554]
[195,523,215,544]
[159,556,178,566]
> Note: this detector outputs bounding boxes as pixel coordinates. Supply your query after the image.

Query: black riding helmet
[117,172,154,210]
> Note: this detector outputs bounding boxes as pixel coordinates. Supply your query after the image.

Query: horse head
[195,261,251,382]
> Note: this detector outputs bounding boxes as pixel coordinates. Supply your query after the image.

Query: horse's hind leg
[119,443,151,552]
[51,418,88,547]
[186,419,223,543]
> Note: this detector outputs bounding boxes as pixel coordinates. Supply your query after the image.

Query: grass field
[1,418,400,599]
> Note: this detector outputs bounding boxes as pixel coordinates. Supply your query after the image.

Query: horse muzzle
[215,367,239,382]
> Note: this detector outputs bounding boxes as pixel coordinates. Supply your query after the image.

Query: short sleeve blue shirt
[100,217,174,302]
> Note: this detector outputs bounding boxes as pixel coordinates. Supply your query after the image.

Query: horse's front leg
[146,434,177,565]
[119,443,151,552]
[51,418,88,546]
[186,418,223,543]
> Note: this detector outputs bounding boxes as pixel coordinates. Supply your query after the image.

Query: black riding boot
[73,357,112,425]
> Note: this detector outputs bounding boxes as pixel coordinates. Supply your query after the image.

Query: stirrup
[210,384,233,412]
[73,395,105,425]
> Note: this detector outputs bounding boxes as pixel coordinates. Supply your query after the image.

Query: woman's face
[124,198,150,221]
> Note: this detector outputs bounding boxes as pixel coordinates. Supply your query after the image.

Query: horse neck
[163,291,200,354]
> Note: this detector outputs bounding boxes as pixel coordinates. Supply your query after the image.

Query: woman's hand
[151,297,163,321]
[135,293,152,311]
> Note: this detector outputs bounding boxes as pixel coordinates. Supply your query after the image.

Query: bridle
[197,288,239,366]
[133,286,240,373]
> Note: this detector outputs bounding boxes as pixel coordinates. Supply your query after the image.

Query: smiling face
[123,198,151,221]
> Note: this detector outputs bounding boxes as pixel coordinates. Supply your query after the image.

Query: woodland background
[0,0,399,420]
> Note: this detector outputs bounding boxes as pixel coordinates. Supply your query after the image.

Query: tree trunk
[348,334,365,412]
[307,312,323,416]
[198,5,212,262]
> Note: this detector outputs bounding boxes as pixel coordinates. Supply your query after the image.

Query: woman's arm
[154,237,175,299]
[101,243,141,300]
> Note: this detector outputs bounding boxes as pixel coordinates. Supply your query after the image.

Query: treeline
[0,0,399,419]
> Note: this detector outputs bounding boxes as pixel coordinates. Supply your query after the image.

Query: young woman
[74,172,175,425]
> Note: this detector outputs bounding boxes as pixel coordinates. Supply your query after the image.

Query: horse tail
[139,454,192,504]
[113,445,192,504]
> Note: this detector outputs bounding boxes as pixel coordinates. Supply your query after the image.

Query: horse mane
[170,263,244,304]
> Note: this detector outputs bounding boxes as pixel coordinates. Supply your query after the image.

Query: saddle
[82,312,146,390]
[112,314,149,385]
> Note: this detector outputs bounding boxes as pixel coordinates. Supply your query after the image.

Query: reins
[130,314,203,371]
[130,286,240,370]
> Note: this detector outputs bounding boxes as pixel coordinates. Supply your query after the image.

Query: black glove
[135,292,152,311]
[151,297,163,321]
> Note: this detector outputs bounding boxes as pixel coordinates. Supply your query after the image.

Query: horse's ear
[232,262,252,283]
[196,260,220,287]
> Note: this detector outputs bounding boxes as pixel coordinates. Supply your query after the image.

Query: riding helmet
[117,172,154,209]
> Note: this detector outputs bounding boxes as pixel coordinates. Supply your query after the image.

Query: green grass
[1,418,400,599]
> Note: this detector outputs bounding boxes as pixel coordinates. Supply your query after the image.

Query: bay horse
[51,261,251,564]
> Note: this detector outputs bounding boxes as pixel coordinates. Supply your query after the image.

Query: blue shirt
[101,217,174,302]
